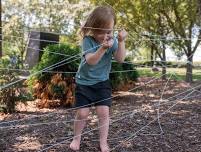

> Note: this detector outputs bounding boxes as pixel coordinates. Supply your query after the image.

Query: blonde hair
[80,6,116,38]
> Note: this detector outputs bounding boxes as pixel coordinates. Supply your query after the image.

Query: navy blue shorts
[74,80,112,108]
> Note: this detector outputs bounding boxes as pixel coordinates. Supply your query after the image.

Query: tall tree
[2,0,91,65]
[199,0,201,23]
[160,0,201,82]
[0,0,2,58]
[91,0,201,83]
[91,0,170,79]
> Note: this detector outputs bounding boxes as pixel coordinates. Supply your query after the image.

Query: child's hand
[102,37,114,49]
[118,29,128,42]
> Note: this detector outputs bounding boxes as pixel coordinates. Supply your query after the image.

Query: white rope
[0,108,135,129]
[38,88,196,151]
[157,74,173,134]
[1,59,200,74]
[37,110,135,152]
[104,1,201,42]
[0,2,199,151]
[110,90,195,151]
[0,46,199,127]
[0,73,198,151]
[2,32,201,45]
[1,71,199,127]
[0,23,121,39]
[152,83,201,108]
[0,54,80,90]
[0,72,166,126]
[0,39,111,90]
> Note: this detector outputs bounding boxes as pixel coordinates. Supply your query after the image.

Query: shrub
[28,43,80,108]
[110,61,124,89]
[0,56,32,113]
[134,60,189,68]
[111,57,139,90]
[122,57,139,81]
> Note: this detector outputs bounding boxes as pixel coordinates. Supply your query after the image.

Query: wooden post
[24,31,59,70]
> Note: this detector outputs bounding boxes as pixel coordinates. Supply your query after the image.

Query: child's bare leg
[96,106,110,152]
[70,107,89,151]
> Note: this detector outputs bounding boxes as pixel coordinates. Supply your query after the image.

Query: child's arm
[85,39,114,65]
[114,29,128,63]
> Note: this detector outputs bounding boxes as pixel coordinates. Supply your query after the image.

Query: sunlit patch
[14,136,42,151]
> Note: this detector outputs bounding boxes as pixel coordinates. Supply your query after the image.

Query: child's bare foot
[70,139,80,151]
[100,143,110,152]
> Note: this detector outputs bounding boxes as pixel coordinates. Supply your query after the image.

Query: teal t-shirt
[75,36,118,85]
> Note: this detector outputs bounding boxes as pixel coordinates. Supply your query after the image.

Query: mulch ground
[0,77,201,152]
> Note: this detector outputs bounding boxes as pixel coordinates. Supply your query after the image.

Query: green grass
[137,67,201,81]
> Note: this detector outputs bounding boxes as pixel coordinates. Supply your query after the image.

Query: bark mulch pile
[0,77,201,152]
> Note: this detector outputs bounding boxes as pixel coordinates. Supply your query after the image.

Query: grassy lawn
[137,67,201,81]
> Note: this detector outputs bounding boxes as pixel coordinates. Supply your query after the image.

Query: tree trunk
[0,0,2,58]
[186,54,193,83]
[6,89,16,113]
[198,0,201,23]
[162,43,166,80]
[151,44,154,67]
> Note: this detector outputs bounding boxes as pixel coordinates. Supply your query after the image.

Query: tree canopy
[1,0,201,82]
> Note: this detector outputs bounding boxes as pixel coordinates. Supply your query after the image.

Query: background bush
[28,43,80,108]
[0,55,32,113]
[134,61,201,68]
[110,57,139,90]
[28,43,139,107]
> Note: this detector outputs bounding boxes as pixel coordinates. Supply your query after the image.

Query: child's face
[93,20,114,43]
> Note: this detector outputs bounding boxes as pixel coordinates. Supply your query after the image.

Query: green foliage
[28,43,81,106]
[0,56,32,113]
[137,67,201,81]
[110,61,124,89]
[122,57,139,81]
[29,43,81,84]
[3,0,92,71]
[110,57,138,89]
[92,0,200,82]
[134,60,201,68]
